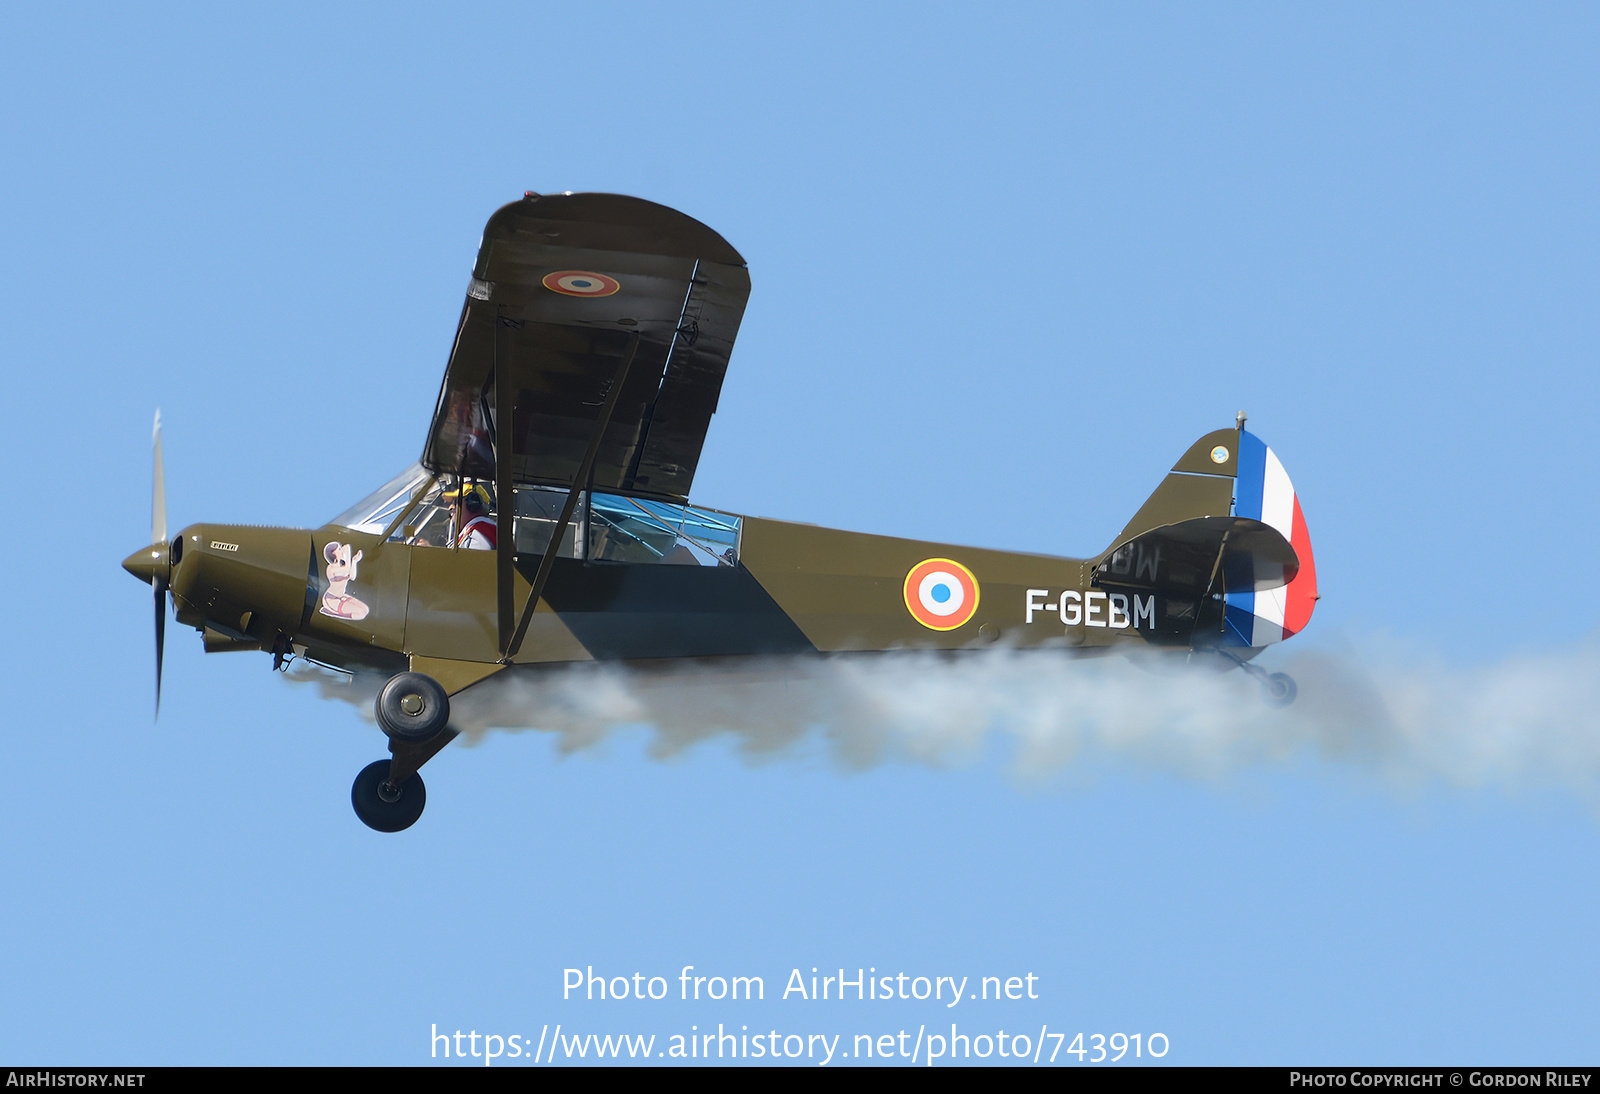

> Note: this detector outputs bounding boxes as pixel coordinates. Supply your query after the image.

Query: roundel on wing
[542,270,621,297]
[903,558,980,631]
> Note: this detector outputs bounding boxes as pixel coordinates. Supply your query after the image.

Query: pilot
[441,483,498,550]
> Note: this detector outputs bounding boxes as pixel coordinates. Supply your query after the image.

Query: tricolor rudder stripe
[903,559,980,631]
[1224,430,1318,647]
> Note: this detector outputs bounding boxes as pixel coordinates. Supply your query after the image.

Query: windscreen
[329,463,433,534]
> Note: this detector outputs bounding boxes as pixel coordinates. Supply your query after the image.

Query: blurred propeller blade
[152,410,166,545]
[151,409,168,718]
[155,575,167,717]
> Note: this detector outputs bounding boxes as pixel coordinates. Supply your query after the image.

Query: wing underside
[422,193,750,501]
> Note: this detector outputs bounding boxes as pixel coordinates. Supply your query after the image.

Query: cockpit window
[329,463,433,534]
[388,479,454,547]
[338,465,740,566]
[589,493,739,566]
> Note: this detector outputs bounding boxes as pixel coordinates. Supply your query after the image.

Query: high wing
[422,192,749,501]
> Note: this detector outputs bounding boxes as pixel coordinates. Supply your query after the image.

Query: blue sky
[3,2,1598,1066]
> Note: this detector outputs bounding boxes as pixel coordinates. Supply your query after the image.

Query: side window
[511,486,584,559]
[389,481,584,559]
[386,479,739,566]
[588,493,739,566]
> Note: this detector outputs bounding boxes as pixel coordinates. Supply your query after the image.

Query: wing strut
[495,316,517,654]
[502,332,641,661]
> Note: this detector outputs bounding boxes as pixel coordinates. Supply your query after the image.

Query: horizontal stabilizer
[1095,516,1298,596]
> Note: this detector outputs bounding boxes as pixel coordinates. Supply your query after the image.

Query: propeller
[122,412,175,718]
[153,411,169,717]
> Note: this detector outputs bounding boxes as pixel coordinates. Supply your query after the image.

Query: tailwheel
[1262,672,1297,708]
[351,759,426,832]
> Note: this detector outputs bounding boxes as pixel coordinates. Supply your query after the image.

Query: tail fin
[1108,428,1241,548]
[1098,424,1318,648]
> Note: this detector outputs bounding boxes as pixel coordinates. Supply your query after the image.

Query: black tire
[1262,672,1297,708]
[375,672,450,743]
[351,760,426,832]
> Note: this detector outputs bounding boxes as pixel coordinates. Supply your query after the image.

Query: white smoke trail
[286,640,1600,798]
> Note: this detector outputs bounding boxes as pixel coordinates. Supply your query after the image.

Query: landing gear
[375,671,450,743]
[351,759,427,832]
[1218,651,1298,707]
[357,670,456,830]
[350,670,463,830]
[1261,672,1297,708]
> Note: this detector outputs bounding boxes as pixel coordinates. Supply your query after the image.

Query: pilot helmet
[440,482,494,514]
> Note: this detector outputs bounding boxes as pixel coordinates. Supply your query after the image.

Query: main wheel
[1262,672,1297,707]
[351,759,426,832]
[375,672,450,743]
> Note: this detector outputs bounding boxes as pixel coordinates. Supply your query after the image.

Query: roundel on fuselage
[903,559,980,631]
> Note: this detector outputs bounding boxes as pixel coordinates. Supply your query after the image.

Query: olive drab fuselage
[155,426,1286,696]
